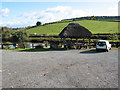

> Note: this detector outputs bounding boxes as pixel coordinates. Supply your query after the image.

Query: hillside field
[26,20,118,35]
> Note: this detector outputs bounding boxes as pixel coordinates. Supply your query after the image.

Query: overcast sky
[0,0,119,28]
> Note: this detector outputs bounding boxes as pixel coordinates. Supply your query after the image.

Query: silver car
[96,40,111,52]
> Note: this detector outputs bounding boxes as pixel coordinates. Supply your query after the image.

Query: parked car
[96,40,111,52]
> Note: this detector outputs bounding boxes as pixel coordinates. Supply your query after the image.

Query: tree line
[1,27,28,43]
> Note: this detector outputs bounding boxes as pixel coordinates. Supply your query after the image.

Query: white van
[96,40,111,52]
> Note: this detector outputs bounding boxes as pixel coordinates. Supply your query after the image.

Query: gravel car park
[2,49,118,88]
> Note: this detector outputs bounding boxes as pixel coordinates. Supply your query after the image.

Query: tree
[2,30,12,42]
[1,27,11,32]
[36,21,41,26]
[11,31,29,48]
[2,27,13,42]
[11,31,29,43]
[72,19,75,21]
[91,16,96,20]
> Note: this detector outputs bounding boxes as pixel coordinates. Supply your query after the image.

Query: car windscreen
[97,42,106,46]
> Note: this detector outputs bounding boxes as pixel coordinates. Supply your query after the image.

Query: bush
[35,45,43,49]
[4,42,13,49]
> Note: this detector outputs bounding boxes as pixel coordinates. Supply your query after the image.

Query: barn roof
[59,23,92,38]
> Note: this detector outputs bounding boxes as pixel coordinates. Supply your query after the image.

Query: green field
[26,20,118,35]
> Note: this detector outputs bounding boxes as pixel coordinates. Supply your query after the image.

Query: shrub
[35,45,43,49]
[4,42,13,49]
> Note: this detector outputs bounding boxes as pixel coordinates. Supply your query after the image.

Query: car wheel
[106,49,109,52]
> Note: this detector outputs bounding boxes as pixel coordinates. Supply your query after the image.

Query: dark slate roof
[59,23,92,38]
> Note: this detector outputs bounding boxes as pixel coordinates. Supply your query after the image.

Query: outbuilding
[59,23,92,49]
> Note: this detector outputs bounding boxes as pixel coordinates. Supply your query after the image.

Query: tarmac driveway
[2,49,118,88]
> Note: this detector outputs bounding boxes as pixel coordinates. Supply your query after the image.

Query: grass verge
[10,47,66,52]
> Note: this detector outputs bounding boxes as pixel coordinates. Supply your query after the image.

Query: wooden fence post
[61,38,62,48]
[1,44,3,49]
[32,43,34,48]
[76,38,78,49]
[89,38,91,49]
[116,42,118,48]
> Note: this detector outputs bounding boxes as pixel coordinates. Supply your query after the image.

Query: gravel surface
[2,49,118,88]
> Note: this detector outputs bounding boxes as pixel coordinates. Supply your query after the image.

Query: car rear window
[97,42,106,46]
